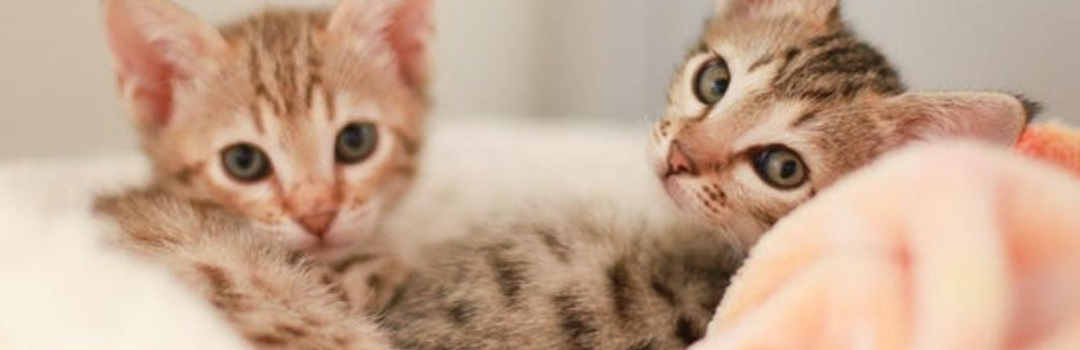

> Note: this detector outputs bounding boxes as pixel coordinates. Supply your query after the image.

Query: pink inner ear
[124,51,180,126]
[107,12,182,127]
[385,0,432,90]
[728,0,773,16]
[890,93,1028,147]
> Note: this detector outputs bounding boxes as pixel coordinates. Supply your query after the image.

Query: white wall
[846,0,1080,119]
[1,0,1077,160]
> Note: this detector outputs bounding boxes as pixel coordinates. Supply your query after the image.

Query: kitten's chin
[306,228,380,263]
[305,244,356,263]
[663,177,692,210]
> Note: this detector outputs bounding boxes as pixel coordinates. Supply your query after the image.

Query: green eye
[753,146,808,190]
[221,143,272,182]
[694,58,731,105]
[336,122,379,164]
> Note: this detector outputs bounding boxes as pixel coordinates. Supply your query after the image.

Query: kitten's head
[103,0,433,261]
[651,0,1032,242]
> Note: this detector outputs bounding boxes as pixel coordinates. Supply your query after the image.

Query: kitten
[650,0,1032,244]
[380,0,1033,349]
[99,0,432,312]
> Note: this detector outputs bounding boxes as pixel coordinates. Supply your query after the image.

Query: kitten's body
[381,206,743,350]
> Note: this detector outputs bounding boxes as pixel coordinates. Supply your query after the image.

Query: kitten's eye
[694,58,731,105]
[753,146,808,190]
[336,122,379,164]
[221,143,272,182]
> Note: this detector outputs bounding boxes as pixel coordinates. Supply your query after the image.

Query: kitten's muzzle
[665,141,700,178]
[297,211,338,237]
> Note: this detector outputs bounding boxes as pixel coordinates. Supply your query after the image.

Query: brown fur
[651,0,1030,244]
[99,0,431,348]
[380,206,744,350]
[91,0,1034,349]
[104,1,428,260]
[95,190,393,350]
[383,1,1034,349]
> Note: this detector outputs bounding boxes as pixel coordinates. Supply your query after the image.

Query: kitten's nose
[666,141,699,177]
[297,212,338,237]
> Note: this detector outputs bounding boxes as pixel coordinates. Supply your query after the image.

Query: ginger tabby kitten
[95,0,430,347]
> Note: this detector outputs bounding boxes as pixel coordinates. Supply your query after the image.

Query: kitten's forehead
[701,14,828,62]
[220,9,331,120]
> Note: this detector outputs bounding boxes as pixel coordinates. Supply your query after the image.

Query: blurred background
[0,0,1077,160]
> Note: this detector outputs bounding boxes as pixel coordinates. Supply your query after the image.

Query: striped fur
[91,1,1033,350]
[103,0,429,262]
[381,210,744,350]
[100,0,430,348]
[95,189,393,350]
[374,1,1030,350]
[651,0,1030,245]
[381,1,1031,349]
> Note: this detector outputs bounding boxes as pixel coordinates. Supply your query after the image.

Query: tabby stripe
[173,162,206,186]
[333,253,376,273]
[447,300,477,326]
[486,243,527,306]
[773,47,803,80]
[746,54,775,73]
[606,258,634,322]
[198,263,233,294]
[275,324,308,338]
[628,339,660,350]
[807,32,849,49]
[248,44,284,116]
[553,289,599,350]
[791,111,820,128]
[251,334,287,346]
[535,228,571,263]
[390,127,421,156]
[675,316,705,346]
[748,206,780,227]
[650,279,678,306]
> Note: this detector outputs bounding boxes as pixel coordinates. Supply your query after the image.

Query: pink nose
[297,212,337,237]
[666,141,699,177]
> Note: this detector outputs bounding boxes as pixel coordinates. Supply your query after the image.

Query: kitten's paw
[94,187,247,255]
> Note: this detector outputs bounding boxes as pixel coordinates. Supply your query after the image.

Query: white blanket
[0,119,677,349]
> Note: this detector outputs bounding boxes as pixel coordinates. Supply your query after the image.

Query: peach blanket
[693,138,1080,350]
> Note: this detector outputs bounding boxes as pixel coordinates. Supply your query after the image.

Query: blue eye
[694,58,731,105]
[753,146,808,190]
[336,122,379,164]
[221,143,272,182]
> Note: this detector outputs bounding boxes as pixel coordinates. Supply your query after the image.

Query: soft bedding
[693,139,1080,350]
[3,121,1080,349]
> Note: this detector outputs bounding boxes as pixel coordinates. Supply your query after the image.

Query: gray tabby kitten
[379,0,1031,349]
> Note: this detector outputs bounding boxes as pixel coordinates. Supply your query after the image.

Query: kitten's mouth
[304,241,355,262]
[663,176,691,210]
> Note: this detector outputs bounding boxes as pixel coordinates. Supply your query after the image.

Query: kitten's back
[382,207,744,350]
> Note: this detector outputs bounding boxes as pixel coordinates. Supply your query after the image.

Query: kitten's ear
[883,92,1032,146]
[328,0,434,92]
[103,0,227,131]
[715,0,840,26]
